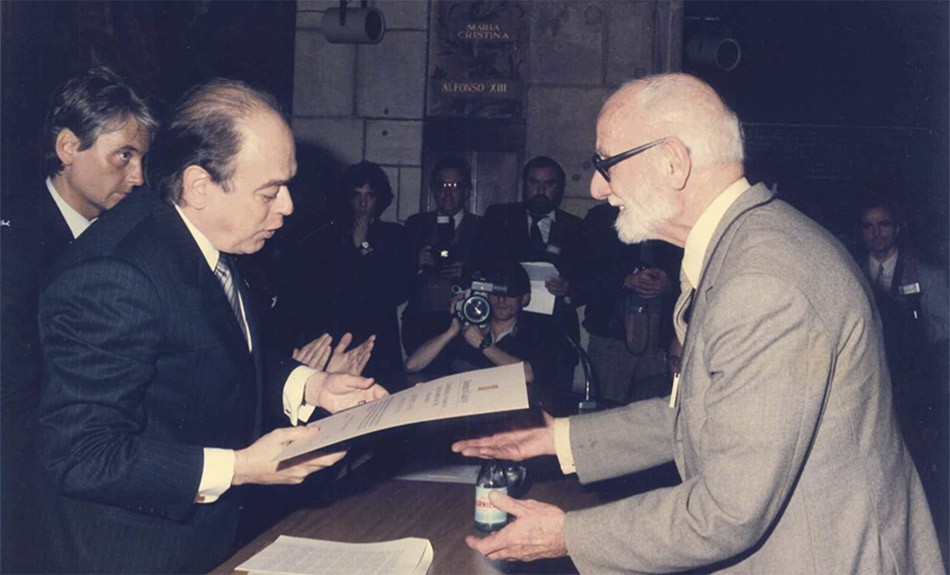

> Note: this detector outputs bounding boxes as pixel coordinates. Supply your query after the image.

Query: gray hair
[615,73,744,167]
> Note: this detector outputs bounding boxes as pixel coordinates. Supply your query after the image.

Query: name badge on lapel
[546,243,561,256]
[898,282,921,296]
[669,372,681,409]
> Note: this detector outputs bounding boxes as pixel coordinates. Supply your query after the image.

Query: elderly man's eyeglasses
[592,138,666,182]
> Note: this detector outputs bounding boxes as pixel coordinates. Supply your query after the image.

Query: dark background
[1,0,296,202]
[2,0,947,258]
[683,1,949,257]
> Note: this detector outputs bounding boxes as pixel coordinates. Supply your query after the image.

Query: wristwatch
[478,333,493,351]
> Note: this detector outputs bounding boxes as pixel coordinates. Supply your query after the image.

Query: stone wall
[292,0,682,222]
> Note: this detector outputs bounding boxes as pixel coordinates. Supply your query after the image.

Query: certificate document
[276,363,528,462]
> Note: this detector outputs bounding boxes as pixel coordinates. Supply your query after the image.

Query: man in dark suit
[402,155,481,354]
[856,195,949,547]
[37,79,386,574]
[0,66,156,574]
[453,73,941,573]
[579,203,682,404]
[471,156,588,365]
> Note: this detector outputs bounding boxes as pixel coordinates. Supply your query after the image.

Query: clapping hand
[293,334,333,370]
[326,333,374,375]
[293,333,375,376]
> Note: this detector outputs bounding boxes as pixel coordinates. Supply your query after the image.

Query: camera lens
[461,294,491,325]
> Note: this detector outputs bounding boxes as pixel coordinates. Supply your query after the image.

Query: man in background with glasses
[453,73,942,573]
[402,155,482,355]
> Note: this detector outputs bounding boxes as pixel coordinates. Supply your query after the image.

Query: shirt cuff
[283,365,318,426]
[196,448,235,503]
[554,417,576,475]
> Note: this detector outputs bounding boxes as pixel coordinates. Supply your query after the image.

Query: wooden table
[212,409,680,574]
[211,457,603,575]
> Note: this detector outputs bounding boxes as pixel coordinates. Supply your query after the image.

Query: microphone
[565,334,599,413]
[296,219,337,245]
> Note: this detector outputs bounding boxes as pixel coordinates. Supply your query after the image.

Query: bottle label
[474,486,508,526]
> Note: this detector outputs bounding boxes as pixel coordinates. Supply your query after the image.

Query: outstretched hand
[451,411,557,461]
[466,491,568,561]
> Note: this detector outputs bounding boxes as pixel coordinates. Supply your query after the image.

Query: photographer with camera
[405,261,575,387]
[402,156,482,355]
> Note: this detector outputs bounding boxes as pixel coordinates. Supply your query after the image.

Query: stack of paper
[236,535,433,575]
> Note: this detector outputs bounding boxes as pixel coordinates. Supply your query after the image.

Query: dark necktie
[214,255,249,343]
[529,215,545,250]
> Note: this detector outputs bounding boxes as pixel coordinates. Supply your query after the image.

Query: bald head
[149,78,287,205]
[591,74,746,247]
[602,73,744,168]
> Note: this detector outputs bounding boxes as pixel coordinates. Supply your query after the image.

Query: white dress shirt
[47,177,93,239]
[527,210,556,244]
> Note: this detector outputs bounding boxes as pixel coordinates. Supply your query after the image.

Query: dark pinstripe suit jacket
[38,188,296,574]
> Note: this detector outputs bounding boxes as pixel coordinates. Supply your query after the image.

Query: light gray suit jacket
[563,184,942,573]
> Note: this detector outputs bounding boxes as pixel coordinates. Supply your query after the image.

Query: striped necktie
[214,255,249,343]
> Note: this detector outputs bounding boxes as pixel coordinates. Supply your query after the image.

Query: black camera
[452,273,509,326]
[433,245,453,268]
[432,216,455,269]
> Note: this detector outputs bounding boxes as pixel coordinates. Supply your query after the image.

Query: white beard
[613,173,678,244]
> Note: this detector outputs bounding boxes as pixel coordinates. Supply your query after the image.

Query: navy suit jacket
[38,188,296,574]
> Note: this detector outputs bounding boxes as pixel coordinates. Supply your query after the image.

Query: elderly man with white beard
[451,73,942,574]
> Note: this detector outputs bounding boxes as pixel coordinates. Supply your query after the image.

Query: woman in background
[301,161,412,390]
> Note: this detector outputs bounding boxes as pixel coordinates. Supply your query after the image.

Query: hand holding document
[236,535,433,575]
[520,261,559,315]
[276,363,529,463]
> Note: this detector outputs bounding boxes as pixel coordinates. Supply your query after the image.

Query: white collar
[495,320,518,342]
[173,203,221,271]
[46,177,93,239]
[527,209,556,224]
[681,177,750,287]
[868,250,898,276]
[441,210,465,228]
